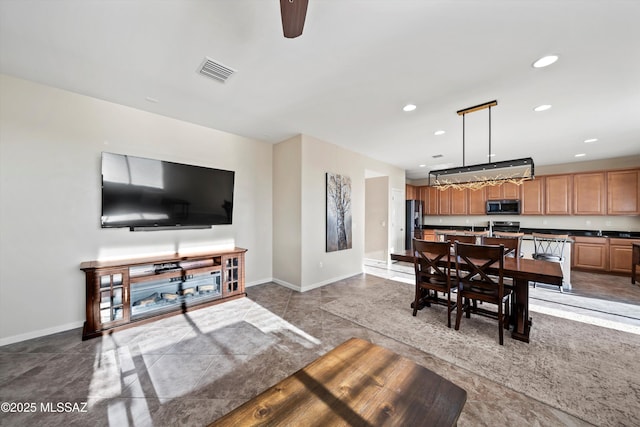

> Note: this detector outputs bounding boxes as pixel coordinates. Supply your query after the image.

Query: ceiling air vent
[198,57,236,83]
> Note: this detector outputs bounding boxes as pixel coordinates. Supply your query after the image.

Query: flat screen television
[101,152,234,230]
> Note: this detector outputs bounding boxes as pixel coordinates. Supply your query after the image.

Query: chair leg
[498,302,504,345]
[454,292,463,331]
[413,286,420,316]
[446,291,451,328]
[504,296,511,330]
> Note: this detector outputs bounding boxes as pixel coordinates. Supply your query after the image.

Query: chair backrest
[434,229,458,242]
[483,236,521,258]
[455,242,504,294]
[493,231,524,239]
[413,239,451,284]
[532,233,569,261]
[466,230,490,237]
[444,234,476,244]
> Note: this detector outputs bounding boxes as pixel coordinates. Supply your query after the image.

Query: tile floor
[1,266,638,426]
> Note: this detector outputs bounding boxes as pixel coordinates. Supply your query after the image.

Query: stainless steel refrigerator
[405,200,423,250]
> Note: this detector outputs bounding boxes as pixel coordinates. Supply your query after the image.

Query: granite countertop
[421,225,640,239]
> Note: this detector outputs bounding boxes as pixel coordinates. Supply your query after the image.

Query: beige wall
[272,135,405,292]
[272,136,302,287]
[0,74,273,344]
[365,176,389,261]
[535,156,640,175]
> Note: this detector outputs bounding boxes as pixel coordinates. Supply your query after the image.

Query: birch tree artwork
[326,172,352,252]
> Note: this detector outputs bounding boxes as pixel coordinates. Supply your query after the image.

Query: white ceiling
[1,0,639,180]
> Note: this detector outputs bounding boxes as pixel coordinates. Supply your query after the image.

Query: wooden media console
[80,247,247,340]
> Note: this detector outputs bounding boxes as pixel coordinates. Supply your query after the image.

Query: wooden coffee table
[209,337,467,427]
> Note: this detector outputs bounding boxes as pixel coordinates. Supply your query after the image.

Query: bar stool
[532,232,569,292]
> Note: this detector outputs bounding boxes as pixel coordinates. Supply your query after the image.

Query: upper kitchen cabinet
[607,169,640,215]
[486,182,520,200]
[545,174,572,215]
[450,188,468,215]
[406,184,417,200]
[419,186,439,215]
[438,187,452,215]
[573,172,606,215]
[468,188,487,215]
[521,177,544,215]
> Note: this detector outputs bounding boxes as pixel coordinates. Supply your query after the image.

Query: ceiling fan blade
[280,0,309,38]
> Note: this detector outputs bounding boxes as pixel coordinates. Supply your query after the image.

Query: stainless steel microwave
[486,199,521,215]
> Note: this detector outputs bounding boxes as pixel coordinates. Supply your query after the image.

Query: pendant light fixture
[428,100,534,191]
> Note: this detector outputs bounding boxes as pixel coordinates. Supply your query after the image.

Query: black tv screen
[101,152,234,230]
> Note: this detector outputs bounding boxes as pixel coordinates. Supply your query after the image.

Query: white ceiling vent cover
[198,57,236,83]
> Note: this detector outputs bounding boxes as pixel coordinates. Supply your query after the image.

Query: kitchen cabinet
[571,237,640,276]
[545,174,572,215]
[521,177,544,215]
[607,169,640,215]
[573,172,606,215]
[421,229,437,241]
[450,188,468,215]
[438,187,451,215]
[609,238,640,274]
[420,186,439,216]
[468,188,487,215]
[486,182,520,200]
[414,167,639,218]
[572,236,608,271]
[406,184,417,200]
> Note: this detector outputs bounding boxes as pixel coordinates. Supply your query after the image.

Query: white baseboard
[245,278,277,288]
[269,271,363,293]
[0,320,84,347]
[271,278,302,292]
[299,271,362,292]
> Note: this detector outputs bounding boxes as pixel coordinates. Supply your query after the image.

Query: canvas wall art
[326,172,352,252]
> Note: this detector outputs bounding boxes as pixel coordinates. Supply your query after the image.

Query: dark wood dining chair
[467,230,490,238]
[483,236,520,258]
[454,242,512,345]
[412,239,456,328]
[444,234,476,244]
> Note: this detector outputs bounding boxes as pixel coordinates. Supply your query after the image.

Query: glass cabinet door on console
[96,268,130,326]
[222,254,244,296]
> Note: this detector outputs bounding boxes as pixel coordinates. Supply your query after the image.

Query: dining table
[390,250,564,343]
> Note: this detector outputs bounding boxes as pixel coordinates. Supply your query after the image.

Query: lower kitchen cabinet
[609,238,640,274]
[572,236,608,271]
[421,229,437,241]
[572,237,640,276]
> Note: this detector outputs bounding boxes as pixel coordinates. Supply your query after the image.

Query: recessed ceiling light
[403,104,417,112]
[145,96,159,103]
[419,164,426,168]
[534,104,552,112]
[434,130,445,136]
[487,153,496,158]
[575,153,586,157]
[584,138,598,143]
[533,55,559,68]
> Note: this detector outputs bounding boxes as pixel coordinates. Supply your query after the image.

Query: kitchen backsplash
[423,215,640,232]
